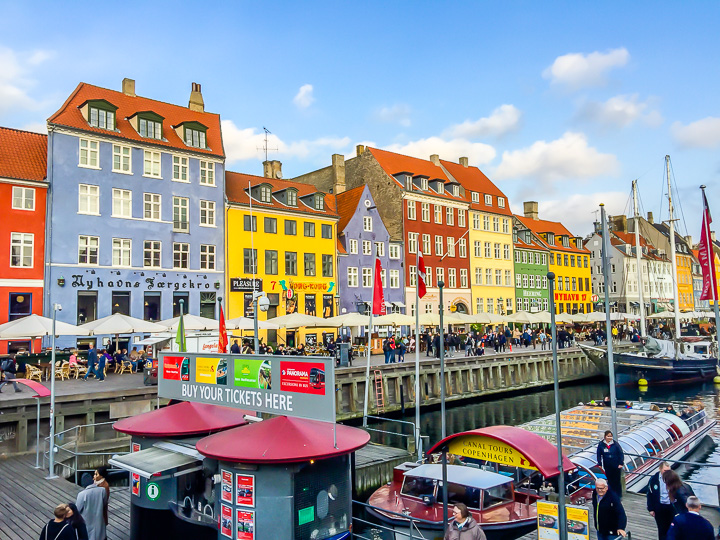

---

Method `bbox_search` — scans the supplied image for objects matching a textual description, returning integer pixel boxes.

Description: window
[375,242,385,257]
[389,244,401,259]
[434,205,442,224]
[484,242,491,258]
[471,192,479,203]
[522,251,527,264]
[362,267,372,287]
[304,222,315,237]
[243,248,257,273]
[10,233,33,267]
[173,292,189,317]
[79,138,99,168]
[408,233,418,254]
[185,127,207,149]
[570,255,575,267]
[446,207,454,225]
[143,241,161,268]
[550,253,555,265]
[173,243,189,269]
[529,275,535,288]
[8,293,31,322]
[487,298,494,313]
[476,268,483,285]
[448,268,457,288]
[436,267,444,285]
[200,161,215,186]
[78,235,99,265]
[421,202,430,222]
[258,185,271,203]
[11,186,35,211]
[347,267,358,287]
[264,217,277,234]
[244,215,257,232]
[542,276,548,289]
[285,252,297,275]
[565,277,570,291]
[485,269,492,285]
[111,291,130,316]
[473,241,481,258]
[473,213,480,230]
[349,239,358,254]
[363,216,372,231]
[380,269,386,288]
[437,182,445,194]
[265,250,278,275]
[304,253,316,276]
[425,267,432,287]
[460,269,468,288]
[498,197,505,208]
[494,243,501,259]
[390,269,400,288]
[484,215,490,230]
[285,219,296,235]
[171,156,188,182]
[542,253,547,265]
[78,184,99,214]
[505,270,511,286]
[493,217,499,232]
[362,240,372,255]
[459,238,467,258]
[314,195,325,210]
[495,269,502,285]
[112,238,131,267]
[503,244,510,259]
[420,178,428,190]
[144,292,161,322]
[112,145,131,173]
[322,254,333,277]
[89,106,115,130]
[173,197,189,232]
[565,254,569,266]
[584,256,588,268]
[409,265,417,287]
[199,200,215,226]
[112,189,132,218]
[143,150,161,177]
[407,200,416,220]
[435,235,443,256]
[502,218,509,233]
[446,237,455,257]
[140,193,161,221]
[484,194,492,205]
[572,277,577,291]
[321,224,332,239]
[139,117,162,139]
[458,209,466,228]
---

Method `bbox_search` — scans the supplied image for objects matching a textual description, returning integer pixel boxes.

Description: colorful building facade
[512,219,550,313]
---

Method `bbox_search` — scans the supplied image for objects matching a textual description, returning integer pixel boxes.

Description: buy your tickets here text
[181,383,294,411]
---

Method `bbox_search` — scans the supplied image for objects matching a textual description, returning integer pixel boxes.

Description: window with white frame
[472,192,480,203]
[362,267,372,287]
[112,238,131,267]
[448,268,457,288]
[458,209,466,228]
[10,232,33,267]
[493,217,499,232]
[477,298,484,313]
[474,241,482,257]
[139,118,162,139]
[483,215,490,230]
[78,235,99,265]
[143,241,161,268]
[349,239,358,254]
[173,156,188,182]
[503,244,510,259]
[362,240,372,255]
[495,270,502,285]
[502,218,509,233]
[425,267,432,287]
[408,233,418,254]
[529,275,535,288]
[89,106,115,130]
[200,244,216,270]
[390,269,400,288]
[460,269,468,288]
[421,203,430,222]
[422,234,431,255]
[173,197,189,232]
[199,200,216,226]
[112,189,132,218]
[475,267,482,285]
[409,265,417,287]
[473,213,480,230]
[389,244,401,259]
[494,243,501,259]
[484,194,492,205]
[487,298,494,313]
[425,303,432,313]
[522,274,528,287]
[375,242,385,257]
[347,267,358,287]
[516,274,522,287]
[485,268,492,285]
[436,267,444,285]
[407,200,416,220]
[12,187,34,210]
[112,145,131,173]
[435,235,443,256]
[78,184,99,215]
[459,238,467,258]
[498,197,505,208]
[173,243,189,269]
[515,251,521,263]
[437,182,445,194]
[363,216,372,231]
[446,207,454,226]
[185,128,206,149]
[259,186,271,203]
[144,193,161,221]
[200,161,215,186]
[143,150,161,177]
[79,138,99,168]
[505,270,511,286]
[517,298,523,312]
[484,242,491,258]
[446,237,455,257]
[380,270,386,289]
[537,275,543,289]
[434,205,442,224]
[420,178,428,190]
[522,251,527,263]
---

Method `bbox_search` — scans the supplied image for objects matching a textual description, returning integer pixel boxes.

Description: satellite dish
[275,170,282,179]
[364,199,371,208]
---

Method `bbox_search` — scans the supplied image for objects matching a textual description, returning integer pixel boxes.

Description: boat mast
[633,180,647,336]
[666,155,682,338]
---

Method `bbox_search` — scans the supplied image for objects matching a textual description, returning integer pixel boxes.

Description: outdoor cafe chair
[24,364,43,382]
[118,360,134,375]
[54,361,70,381]
[69,363,87,379]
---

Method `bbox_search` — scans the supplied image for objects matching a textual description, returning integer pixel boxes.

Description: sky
[1,1,719,240]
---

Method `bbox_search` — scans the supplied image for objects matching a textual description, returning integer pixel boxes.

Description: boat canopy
[404,464,512,489]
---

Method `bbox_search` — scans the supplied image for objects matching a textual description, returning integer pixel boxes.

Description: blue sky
[2,1,719,238]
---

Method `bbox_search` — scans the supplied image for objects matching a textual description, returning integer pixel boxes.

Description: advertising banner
[236,474,255,507]
[536,501,589,540]
[132,474,140,497]
[237,510,255,540]
[221,470,233,503]
[566,506,589,540]
[158,353,336,423]
[448,435,538,470]
[220,504,233,539]
[163,356,183,381]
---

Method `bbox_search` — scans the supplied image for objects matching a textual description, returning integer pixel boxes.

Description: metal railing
[351,500,440,540]
[364,415,423,458]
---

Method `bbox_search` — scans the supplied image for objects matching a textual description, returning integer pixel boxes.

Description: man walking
[0,355,23,393]
[648,461,674,540]
[39,504,76,540]
[667,496,714,540]
[597,430,625,497]
[592,478,627,540]
[83,344,102,382]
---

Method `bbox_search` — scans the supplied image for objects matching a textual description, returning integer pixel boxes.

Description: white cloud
[375,104,412,127]
[671,117,720,149]
[535,191,627,235]
[0,46,53,115]
[22,122,47,134]
[444,104,522,139]
[494,132,619,184]
[578,94,662,128]
[293,84,315,109]
[383,137,496,166]
[543,48,630,90]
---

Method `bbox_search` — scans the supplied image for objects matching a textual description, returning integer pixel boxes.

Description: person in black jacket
[39,504,77,540]
[667,496,714,540]
[592,478,627,540]
[597,430,625,497]
[664,469,693,514]
[0,356,22,393]
[647,461,674,540]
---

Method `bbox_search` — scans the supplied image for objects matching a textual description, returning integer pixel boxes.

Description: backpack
[0,359,13,372]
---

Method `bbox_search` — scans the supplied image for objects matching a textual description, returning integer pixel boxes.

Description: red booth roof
[113,402,252,437]
[196,416,371,464]
[425,425,576,478]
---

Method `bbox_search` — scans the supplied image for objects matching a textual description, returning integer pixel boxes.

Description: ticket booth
[110,402,252,540]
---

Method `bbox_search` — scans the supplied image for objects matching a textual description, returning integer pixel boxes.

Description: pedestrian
[648,461,674,540]
[592,478,627,540]
[432,333,441,359]
[389,336,397,363]
[425,332,432,357]
[539,330,547,350]
[76,467,109,540]
[596,430,624,497]
[667,496,714,540]
[82,344,102,382]
[397,338,406,362]
[0,355,23,393]
[664,469,693,514]
[39,504,76,540]
[230,339,240,354]
[65,502,89,540]
[382,338,391,364]
[444,503,486,540]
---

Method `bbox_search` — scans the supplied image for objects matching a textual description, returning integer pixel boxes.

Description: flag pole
[363,259,374,427]
[414,260,421,461]
[700,186,720,339]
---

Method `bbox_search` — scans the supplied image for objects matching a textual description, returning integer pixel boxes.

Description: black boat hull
[615,354,718,386]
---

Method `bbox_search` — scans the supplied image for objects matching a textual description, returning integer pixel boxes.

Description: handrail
[363,416,422,457]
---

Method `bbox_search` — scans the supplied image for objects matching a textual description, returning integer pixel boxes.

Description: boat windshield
[482,483,514,509]
[400,476,436,499]
[445,482,482,509]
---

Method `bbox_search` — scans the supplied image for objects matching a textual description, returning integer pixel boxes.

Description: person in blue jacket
[647,461,674,540]
[597,430,625,497]
[667,496,714,540]
[592,478,627,540]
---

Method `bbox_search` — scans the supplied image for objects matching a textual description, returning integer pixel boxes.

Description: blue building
[45,79,225,348]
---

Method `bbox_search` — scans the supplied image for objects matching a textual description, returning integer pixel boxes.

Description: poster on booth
[234,359,272,390]
[195,357,228,385]
[132,443,140,453]
[566,505,589,540]
[163,356,185,381]
[236,474,255,507]
[220,504,233,539]
[131,474,140,497]
[279,361,325,395]
[237,509,255,540]
[221,470,233,503]
[537,500,559,540]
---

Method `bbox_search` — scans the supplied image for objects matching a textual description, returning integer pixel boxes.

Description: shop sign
[220,505,233,538]
[237,509,255,540]
[448,435,537,470]
[591,294,599,302]
[146,482,160,501]
[522,290,543,297]
[221,470,233,503]
[159,353,336,423]
[537,501,588,540]
[71,273,215,290]
[236,474,255,507]
[554,292,588,302]
[231,278,263,292]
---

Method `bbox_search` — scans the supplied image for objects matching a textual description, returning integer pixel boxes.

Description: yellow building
[516,202,592,314]
[225,169,339,348]
[676,251,695,311]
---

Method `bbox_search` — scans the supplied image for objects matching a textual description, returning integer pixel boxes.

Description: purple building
[336,185,405,334]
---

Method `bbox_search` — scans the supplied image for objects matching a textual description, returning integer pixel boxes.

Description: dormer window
[90,107,115,130]
[484,194,492,205]
[471,192,480,203]
[497,197,505,208]
[259,186,272,203]
[139,116,163,139]
[178,121,208,149]
[420,178,428,191]
[287,190,297,207]
[452,185,459,197]
[437,182,445,194]
[547,233,555,244]
[562,236,570,247]
[315,195,324,210]
[405,175,413,191]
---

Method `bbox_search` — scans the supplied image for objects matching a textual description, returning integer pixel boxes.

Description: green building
[513,217,551,313]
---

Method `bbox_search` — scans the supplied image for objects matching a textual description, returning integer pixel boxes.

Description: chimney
[122,78,136,97]
[459,157,469,167]
[331,154,346,194]
[685,235,692,246]
[262,161,273,178]
[712,231,717,242]
[356,145,365,157]
[610,215,628,233]
[523,201,539,221]
[189,82,204,112]
[647,211,654,224]
[271,160,282,179]
[429,154,440,165]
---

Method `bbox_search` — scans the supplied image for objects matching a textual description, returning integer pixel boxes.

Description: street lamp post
[47,302,61,479]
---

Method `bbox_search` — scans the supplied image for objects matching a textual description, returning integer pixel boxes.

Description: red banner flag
[417,251,427,299]
[372,258,386,315]
[218,305,228,353]
[698,191,718,301]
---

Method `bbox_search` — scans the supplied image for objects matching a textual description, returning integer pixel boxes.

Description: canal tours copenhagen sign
[158,352,336,423]
[447,435,538,470]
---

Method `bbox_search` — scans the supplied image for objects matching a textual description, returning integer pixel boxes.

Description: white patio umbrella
[0,314,90,339]
[325,313,374,327]
[417,313,464,326]
[271,313,338,329]
[648,311,675,319]
[585,311,609,322]
[159,314,219,331]
[505,311,542,324]
[79,313,167,334]
[558,312,588,324]
[372,313,417,326]
[225,316,280,330]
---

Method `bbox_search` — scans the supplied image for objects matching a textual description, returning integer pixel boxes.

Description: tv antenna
[257,127,278,162]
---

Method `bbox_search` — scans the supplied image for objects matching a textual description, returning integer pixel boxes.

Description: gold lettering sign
[448,435,537,470]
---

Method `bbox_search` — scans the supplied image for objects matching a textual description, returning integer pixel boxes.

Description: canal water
[363,379,720,504]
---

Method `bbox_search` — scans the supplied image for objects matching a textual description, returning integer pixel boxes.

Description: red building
[0,127,48,353]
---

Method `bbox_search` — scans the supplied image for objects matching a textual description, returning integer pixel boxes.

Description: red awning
[196,416,370,464]
[113,402,252,437]
[426,425,576,478]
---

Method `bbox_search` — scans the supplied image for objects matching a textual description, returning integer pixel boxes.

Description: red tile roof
[440,159,512,216]
[0,127,47,183]
[612,230,654,250]
[514,214,589,254]
[48,82,224,158]
[226,171,338,218]
[336,185,366,233]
